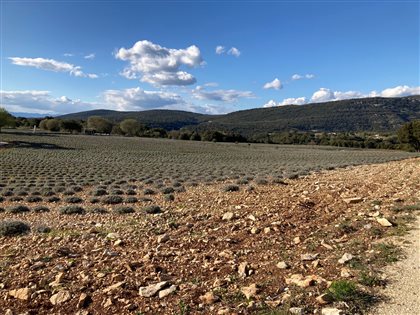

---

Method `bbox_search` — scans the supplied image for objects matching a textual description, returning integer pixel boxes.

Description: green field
[1,131,418,193]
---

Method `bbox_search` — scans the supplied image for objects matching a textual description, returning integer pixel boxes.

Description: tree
[398,120,420,151]
[119,119,140,136]
[87,116,113,134]
[0,108,15,132]
[61,119,82,133]
[45,119,61,132]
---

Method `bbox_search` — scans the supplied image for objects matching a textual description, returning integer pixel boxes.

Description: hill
[59,96,420,134]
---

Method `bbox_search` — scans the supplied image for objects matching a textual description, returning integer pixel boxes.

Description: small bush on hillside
[125,197,138,203]
[48,196,61,203]
[222,184,240,192]
[65,196,83,204]
[26,196,43,203]
[143,205,162,214]
[9,196,24,202]
[125,189,136,196]
[59,206,85,215]
[0,220,30,236]
[161,187,175,194]
[102,195,123,204]
[34,206,50,213]
[143,188,155,195]
[8,205,31,213]
[164,194,175,202]
[35,225,51,233]
[90,207,108,214]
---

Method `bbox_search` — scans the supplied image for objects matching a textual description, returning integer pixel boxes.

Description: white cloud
[310,85,420,103]
[0,90,96,114]
[262,84,420,108]
[192,86,254,102]
[84,53,95,60]
[9,57,98,79]
[227,47,241,57]
[263,78,282,90]
[215,46,225,54]
[263,97,307,107]
[380,85,420,98]
[102,87,184,111]
[115,40,203,86]
[63,53,74,57]
[291,73,315,80]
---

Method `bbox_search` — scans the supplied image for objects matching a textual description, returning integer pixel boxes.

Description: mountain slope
[58,96,420,134]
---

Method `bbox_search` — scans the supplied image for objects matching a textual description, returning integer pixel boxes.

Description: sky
[1,0,419,115]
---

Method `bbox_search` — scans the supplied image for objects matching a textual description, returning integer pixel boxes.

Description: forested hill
[59,96,420,134]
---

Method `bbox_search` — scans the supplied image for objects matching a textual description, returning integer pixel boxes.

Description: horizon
[1,0,419,116]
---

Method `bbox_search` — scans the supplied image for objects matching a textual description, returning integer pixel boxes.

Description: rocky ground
[0,158,419,315]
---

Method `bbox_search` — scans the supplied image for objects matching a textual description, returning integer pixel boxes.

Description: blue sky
[1,0,419,115]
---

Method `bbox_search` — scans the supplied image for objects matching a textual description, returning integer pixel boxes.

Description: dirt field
[1,157,419,314]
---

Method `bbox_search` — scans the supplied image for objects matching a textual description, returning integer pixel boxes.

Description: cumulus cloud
[102,87,184,111]
[63,53,74,57]
[227,47,241,57]
[0,90,95,114]
[215,46,225,54]
[263,78,282,90]
[115,40,203,86]
[291,73,315,80]
[84,53,95,60]
[9,57,98,79]
[263,97,307,107]
[262,84,420,108]
[192,86,254,102]
[380,85,420,98]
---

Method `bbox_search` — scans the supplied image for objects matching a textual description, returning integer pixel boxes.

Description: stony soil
[0,158,419,315]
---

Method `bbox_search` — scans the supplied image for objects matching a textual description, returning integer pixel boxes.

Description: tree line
[1,107,419,151]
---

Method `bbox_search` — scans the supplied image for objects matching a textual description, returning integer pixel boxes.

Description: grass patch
[373,243,402,264]
[326,280,374,312]
[391,203,420,213]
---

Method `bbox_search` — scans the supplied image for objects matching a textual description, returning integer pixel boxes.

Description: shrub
[8,205,31,213]
[255,178,268,185]
[65,196,83,204]
[111,189,124,195]
[34,206,50,213]
[90,207,108,214]
[9,196,24,202]
[0,196,4,202]
[0,207,5,212]
[48,196,61,203]
[125,197,138,203]
[161,187,175,194]
[59,206,85,215]
[143,205,162,214]
[114,206,135,214]
[143,188,156,195]
[222,184,240,192]
[102,195,123,204]
[139,197,153,202]
[26,196,43,203]
[16,190,29,196]
[0,220,30,236]
[91,188,108,197]
[72,186,83,192]
[90,197,100,204]
[236,178,249,185]
[35,225,51,233]
[327,280,357,301]
[125,189,136,195]
[42,190,55,197]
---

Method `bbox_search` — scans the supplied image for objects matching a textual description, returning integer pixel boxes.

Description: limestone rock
[139,281,169,297]
[301,253,319,261]
[343,197,363,204]
[9,287,32,300]
[377,217,392,227]
[241,283,259,299]
[199,291,220,304]
[222,212,234,221]
[285,274,318,288]
[158,285,177,298]
[321,307,342,315]
[50,290,71,305]
[157,234,169,243]
[338,253,354,264]
[276,261,290,269]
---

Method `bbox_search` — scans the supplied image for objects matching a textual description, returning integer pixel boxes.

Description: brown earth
[1,158,419,314]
